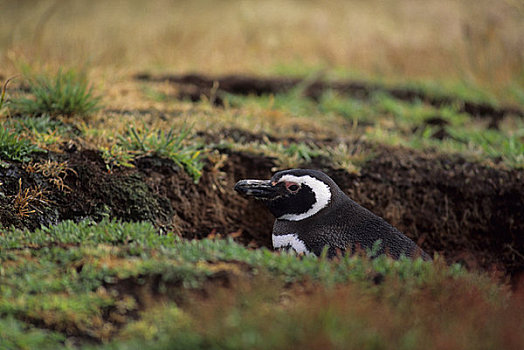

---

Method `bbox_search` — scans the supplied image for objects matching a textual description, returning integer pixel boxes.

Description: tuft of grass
[117,304,192,343]
[318,91,373,127]
[325,142,372,174]
[25,160,77,192]
[118,124,204,182]
[0,125,43,162]
[100,144,136,172]
[10,179,49,218]
[270,141,322,166]
[10,69,101,118]
[225,139,369,173]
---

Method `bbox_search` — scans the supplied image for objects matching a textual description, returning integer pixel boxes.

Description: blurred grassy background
[1,0,523,91]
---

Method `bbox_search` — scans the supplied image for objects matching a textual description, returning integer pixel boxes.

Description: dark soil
[1,142,523,280]
[323,150,524,277]
[0,149,173,231]
[135,73,524,127]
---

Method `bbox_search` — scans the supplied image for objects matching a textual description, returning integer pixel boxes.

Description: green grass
[223,88,523,168]
[397,79,501,107]
[318,90,375,123]
[224,88,469,128]
[4,115,76,150]
[0,316,65,350]
[5,115,73,136]
[447,127,524,167]
[117,124,204,182]
[100,144,136,172]
[365,119,524,168]
[10,69,101,118]
[0,125,43,162]
[242,141,323,168]
[141,85,169,103]
[0,219,520,349]
[1,220,438,286]
[223,139,369,173]
[268,63,524,107]
[224,87,317,118]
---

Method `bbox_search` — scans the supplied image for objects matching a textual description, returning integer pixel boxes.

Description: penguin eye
[285,182,300,193]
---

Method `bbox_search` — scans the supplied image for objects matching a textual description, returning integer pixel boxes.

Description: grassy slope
[1,220,522,350]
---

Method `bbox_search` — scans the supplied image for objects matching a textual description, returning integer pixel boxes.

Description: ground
[0,0,524,349]
[2,74,523,280]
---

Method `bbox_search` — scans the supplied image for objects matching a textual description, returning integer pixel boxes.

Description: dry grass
[10,178,49,217]
[168,273,524,350]
[0,0,523,93]
[24,160,76,192]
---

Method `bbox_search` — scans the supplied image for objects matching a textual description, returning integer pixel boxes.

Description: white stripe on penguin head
[277,174,331,221]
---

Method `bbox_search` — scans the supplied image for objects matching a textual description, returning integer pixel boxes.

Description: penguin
[234,169,430,260]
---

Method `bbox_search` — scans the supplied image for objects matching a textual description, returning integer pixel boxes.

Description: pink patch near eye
[285,181,300,192]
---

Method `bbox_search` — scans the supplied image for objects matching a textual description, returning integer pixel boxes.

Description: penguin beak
[234,179,276,199]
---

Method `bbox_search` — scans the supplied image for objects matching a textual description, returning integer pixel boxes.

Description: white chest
[272,234,312,255]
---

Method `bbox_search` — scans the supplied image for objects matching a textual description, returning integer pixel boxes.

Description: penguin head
[234,169,341,221]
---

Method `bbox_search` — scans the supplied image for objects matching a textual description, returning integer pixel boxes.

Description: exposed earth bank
[1,141,522,280]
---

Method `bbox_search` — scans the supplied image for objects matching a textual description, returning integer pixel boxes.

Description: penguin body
[235,169,430,260]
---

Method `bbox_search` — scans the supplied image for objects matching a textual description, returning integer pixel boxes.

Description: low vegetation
[9,69,101,118]
[117,125,204,182]
[221,88,523,168]
[0,220,521,349]
[10,179,49,218]
[0,126,42,163]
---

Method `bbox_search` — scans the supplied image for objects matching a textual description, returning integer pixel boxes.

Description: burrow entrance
[1,142,522,279]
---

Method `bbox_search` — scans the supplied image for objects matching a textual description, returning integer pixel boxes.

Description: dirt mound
[134,152,275,245]
[319,149,524,277]
[1,145,522,278]
[0,149,173,231]
[135,73,524,125]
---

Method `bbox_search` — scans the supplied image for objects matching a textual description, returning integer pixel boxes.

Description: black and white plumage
[234,169,430,260]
